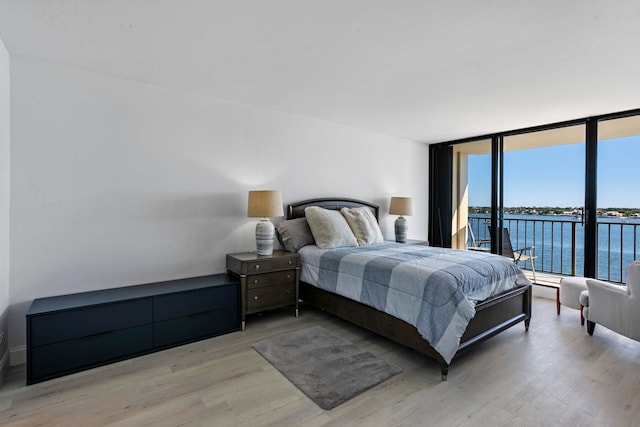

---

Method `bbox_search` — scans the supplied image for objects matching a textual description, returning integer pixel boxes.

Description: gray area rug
[252,325,402,410]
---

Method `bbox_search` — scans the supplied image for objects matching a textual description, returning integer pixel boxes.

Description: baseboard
[10,345,26,366]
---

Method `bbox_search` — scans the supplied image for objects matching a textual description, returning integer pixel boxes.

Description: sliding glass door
[502,125,585,277]
[444,126,588,280]
[596,115,640,282]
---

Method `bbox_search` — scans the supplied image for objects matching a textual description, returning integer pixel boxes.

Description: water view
[469,213,640,283]
[464,131,640,284]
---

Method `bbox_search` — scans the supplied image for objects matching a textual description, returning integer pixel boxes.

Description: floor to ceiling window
[596,115,640,282]
[429,108,640,282]
[502,125,585,277]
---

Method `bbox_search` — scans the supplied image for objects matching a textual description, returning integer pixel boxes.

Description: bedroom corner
[0,34,10,385]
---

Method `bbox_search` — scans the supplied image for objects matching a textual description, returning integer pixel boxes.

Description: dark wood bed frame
[288,197,532,380]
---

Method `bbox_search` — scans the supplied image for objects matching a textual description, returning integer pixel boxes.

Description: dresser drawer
[154,306,239,348]
[245,256,298,273]
[154,284,238,322]
[30,324,153,382]
[29,299,153,347]
[247,283,296,313]
[247,270,295,290]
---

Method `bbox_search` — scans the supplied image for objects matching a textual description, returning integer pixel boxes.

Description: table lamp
[248,190,284,255]
[389,196,413,243]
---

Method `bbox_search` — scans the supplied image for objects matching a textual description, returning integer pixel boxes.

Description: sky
[468,134,640,208]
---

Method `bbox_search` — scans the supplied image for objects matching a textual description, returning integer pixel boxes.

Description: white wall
[0,37,10,378]
[8,55,429,360]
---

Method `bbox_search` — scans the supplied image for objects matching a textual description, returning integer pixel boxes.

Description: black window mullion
[491,136,503,254]
[584,118,598,278]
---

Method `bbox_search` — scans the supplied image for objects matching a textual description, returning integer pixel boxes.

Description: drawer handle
[253,279,259,284]
[254,296,259,300]
[255,264,260,270]
[288,260,292,265]
[285,290,290,294]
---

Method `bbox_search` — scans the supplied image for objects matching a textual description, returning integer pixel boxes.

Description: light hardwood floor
[1,297,639,426]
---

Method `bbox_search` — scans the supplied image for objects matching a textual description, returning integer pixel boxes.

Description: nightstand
[404,239,429,245]
[226,250,300,330]
[386,239,429,245]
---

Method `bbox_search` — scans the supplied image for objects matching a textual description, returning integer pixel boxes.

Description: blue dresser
[26,274,240,385]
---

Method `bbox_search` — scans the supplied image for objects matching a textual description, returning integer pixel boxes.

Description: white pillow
[340,207,384,246]
[304,206,358,249]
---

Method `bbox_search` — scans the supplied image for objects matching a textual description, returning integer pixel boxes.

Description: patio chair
[468,225,491,251]
[495,227,537,283]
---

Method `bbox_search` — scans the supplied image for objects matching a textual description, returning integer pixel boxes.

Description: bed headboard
[287,197,379,221]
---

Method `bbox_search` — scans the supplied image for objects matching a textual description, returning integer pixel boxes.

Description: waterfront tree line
[469,206,640,217]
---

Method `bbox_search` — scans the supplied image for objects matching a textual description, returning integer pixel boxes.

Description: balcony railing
[468,215,640,284]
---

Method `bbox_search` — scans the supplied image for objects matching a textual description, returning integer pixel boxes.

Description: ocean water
[468,214,640,283]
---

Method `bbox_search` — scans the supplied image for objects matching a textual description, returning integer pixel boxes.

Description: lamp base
[394,216,408,243]
[256,219,275,256]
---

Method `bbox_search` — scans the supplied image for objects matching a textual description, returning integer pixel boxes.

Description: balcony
[468,215,640,284]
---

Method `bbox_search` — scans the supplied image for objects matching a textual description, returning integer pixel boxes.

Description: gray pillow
[276,217,315,252]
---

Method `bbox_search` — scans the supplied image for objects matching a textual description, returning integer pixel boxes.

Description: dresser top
[27,274,238,315]
[226,250,298,262]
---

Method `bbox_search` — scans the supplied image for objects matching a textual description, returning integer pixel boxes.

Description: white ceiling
[0,0,639,143]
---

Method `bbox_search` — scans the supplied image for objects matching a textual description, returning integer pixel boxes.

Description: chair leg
[587,320,596,336]
[530,260,537,284]
[556,288,560,315]
[580,305,584,326]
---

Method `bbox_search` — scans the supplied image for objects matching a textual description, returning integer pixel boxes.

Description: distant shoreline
[469,207,640,218]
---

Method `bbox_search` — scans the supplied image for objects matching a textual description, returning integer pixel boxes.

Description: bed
[283,197,532,380]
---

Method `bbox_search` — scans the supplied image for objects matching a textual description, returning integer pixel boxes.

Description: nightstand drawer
[247,270,295,290]
[245,256,298,273]
[247,283,296,313]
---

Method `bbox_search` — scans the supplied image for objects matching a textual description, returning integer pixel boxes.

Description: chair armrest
[585,279,628,315]
[513,247,536,262]
[586,279,628,296]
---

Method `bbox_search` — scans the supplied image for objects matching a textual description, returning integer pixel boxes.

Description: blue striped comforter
[299,243,531,363]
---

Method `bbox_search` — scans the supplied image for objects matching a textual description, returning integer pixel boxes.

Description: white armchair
[583,261,640,342]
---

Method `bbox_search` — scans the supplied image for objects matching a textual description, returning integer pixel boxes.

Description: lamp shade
[389,197,413,216]
[247,190,284,218]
